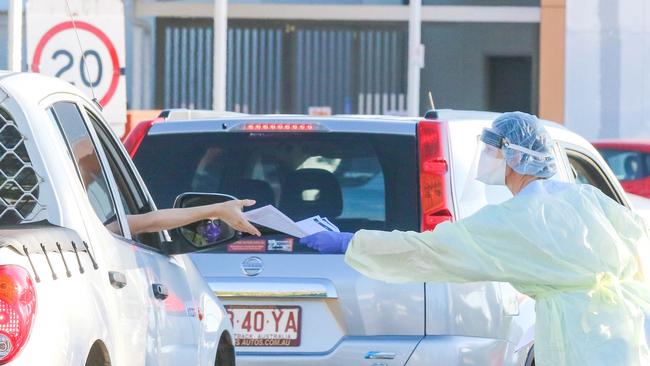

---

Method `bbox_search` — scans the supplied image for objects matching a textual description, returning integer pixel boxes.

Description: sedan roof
[592,140,650,153]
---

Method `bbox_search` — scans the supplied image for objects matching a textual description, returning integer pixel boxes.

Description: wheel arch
[85,339,111,366]
[525,345,535,366]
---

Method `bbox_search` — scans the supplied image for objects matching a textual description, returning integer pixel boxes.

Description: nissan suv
[125,109,632,366]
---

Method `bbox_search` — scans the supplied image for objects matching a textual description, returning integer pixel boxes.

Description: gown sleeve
[344,202,581,286]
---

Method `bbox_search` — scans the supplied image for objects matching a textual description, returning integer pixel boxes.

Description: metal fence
[156,18,408,115]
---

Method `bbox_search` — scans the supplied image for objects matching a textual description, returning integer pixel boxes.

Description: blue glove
[300,231,354,254]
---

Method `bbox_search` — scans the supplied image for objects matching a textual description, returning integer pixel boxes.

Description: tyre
[85,340,111,366]
[525,345,535,366]
[215,333,235,366]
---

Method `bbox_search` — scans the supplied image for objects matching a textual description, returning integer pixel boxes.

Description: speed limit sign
[27,0,127,135]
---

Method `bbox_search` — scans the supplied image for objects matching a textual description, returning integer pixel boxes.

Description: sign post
[407,0,423,117]
[8,0,23,72]
[213,0,228,112]
[26,0,127,136]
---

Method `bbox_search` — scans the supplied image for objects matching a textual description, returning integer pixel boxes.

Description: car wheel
[215,332,235,366]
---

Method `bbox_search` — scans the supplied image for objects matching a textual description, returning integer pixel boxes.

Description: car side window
[85,109,162,247]
[565,148,623,204]
[48,102,122,234]
[598,149,649,181]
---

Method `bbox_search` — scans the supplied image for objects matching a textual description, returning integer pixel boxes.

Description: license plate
[225,305,302,347]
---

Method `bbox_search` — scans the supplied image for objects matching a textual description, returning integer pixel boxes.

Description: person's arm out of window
[126,199,261,236]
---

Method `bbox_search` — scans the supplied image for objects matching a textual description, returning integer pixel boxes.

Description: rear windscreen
[134,132,418,239]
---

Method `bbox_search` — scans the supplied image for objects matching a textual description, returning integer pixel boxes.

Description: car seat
[279,169,343,221]
[222,179,275,210]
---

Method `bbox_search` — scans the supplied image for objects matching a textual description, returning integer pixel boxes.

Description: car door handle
[365,351,396,360]
[208,277,338,299]
[108,271,127,289]
[152,283,169,300]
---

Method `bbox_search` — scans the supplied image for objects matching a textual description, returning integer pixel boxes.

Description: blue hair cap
[491,111,557,178]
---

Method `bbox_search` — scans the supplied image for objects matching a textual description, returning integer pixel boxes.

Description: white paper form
[244,205,339,238]
[244,205,305,237]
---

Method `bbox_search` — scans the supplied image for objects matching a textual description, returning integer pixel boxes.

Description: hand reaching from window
[124,199,261,236]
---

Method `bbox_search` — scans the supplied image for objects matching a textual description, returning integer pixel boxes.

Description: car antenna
[424,91,438,119]
[63,0,102,110]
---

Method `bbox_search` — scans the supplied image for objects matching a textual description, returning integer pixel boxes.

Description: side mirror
[163,192,240,255]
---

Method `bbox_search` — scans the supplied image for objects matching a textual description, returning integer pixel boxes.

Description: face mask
[476,149,506,185]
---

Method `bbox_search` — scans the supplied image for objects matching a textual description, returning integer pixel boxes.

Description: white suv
[0,72,236,365]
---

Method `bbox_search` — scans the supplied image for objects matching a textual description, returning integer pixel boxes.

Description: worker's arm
[344,204,574,286]
[126,199,261,236]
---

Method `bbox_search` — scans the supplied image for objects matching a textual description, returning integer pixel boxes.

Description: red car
[593,140,650,198]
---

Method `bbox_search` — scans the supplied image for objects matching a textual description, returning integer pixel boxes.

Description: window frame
[561,143,628,207]
[82,108,166,249]
[47,99,132,238]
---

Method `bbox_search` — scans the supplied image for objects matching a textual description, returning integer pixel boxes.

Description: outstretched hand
[300,231,354,254]
[212,199,261,236]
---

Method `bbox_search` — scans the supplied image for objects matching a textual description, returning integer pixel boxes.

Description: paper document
[243,205,339,238]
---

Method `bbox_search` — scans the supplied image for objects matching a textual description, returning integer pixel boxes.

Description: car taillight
[123,117,164,157]
[0,265,36,364]
[418,121,453,231]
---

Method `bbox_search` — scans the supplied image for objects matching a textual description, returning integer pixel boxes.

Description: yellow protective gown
[345,180,650,366]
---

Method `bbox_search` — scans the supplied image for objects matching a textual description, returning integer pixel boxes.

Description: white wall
[565,0,650,139]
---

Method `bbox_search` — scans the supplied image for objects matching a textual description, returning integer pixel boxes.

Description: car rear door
[134,126,424,365]
[83,108,202,365]
[45,99,157,364]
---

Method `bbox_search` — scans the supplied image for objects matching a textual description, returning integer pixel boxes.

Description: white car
[0,72,236,365]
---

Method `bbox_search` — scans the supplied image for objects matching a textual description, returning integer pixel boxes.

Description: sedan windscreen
[134,131,419,235]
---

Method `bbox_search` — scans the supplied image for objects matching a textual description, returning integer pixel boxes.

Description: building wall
[539,0,564,123]
[565,0,650,139]
[420,22,539,114]
[0,1,543,119]
[146,5,540,115]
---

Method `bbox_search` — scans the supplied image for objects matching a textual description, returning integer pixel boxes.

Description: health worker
[301,111,650,366]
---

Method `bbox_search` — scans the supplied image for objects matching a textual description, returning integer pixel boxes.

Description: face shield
[461,127,555,206]
[458,124,565,219]
[474,127,556,184]
[476,129,507,186]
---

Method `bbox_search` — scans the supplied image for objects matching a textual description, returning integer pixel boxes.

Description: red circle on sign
[31,21,120,107]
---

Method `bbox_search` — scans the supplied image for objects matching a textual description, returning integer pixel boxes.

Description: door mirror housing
[163,192,240,255]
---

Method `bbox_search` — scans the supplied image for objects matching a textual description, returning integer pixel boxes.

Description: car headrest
[624,155,640,179]
[279,169,343,220]
[223,179,275,210]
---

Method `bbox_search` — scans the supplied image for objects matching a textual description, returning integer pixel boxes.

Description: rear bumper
[406,336,528,366]
[235,335,527,366]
